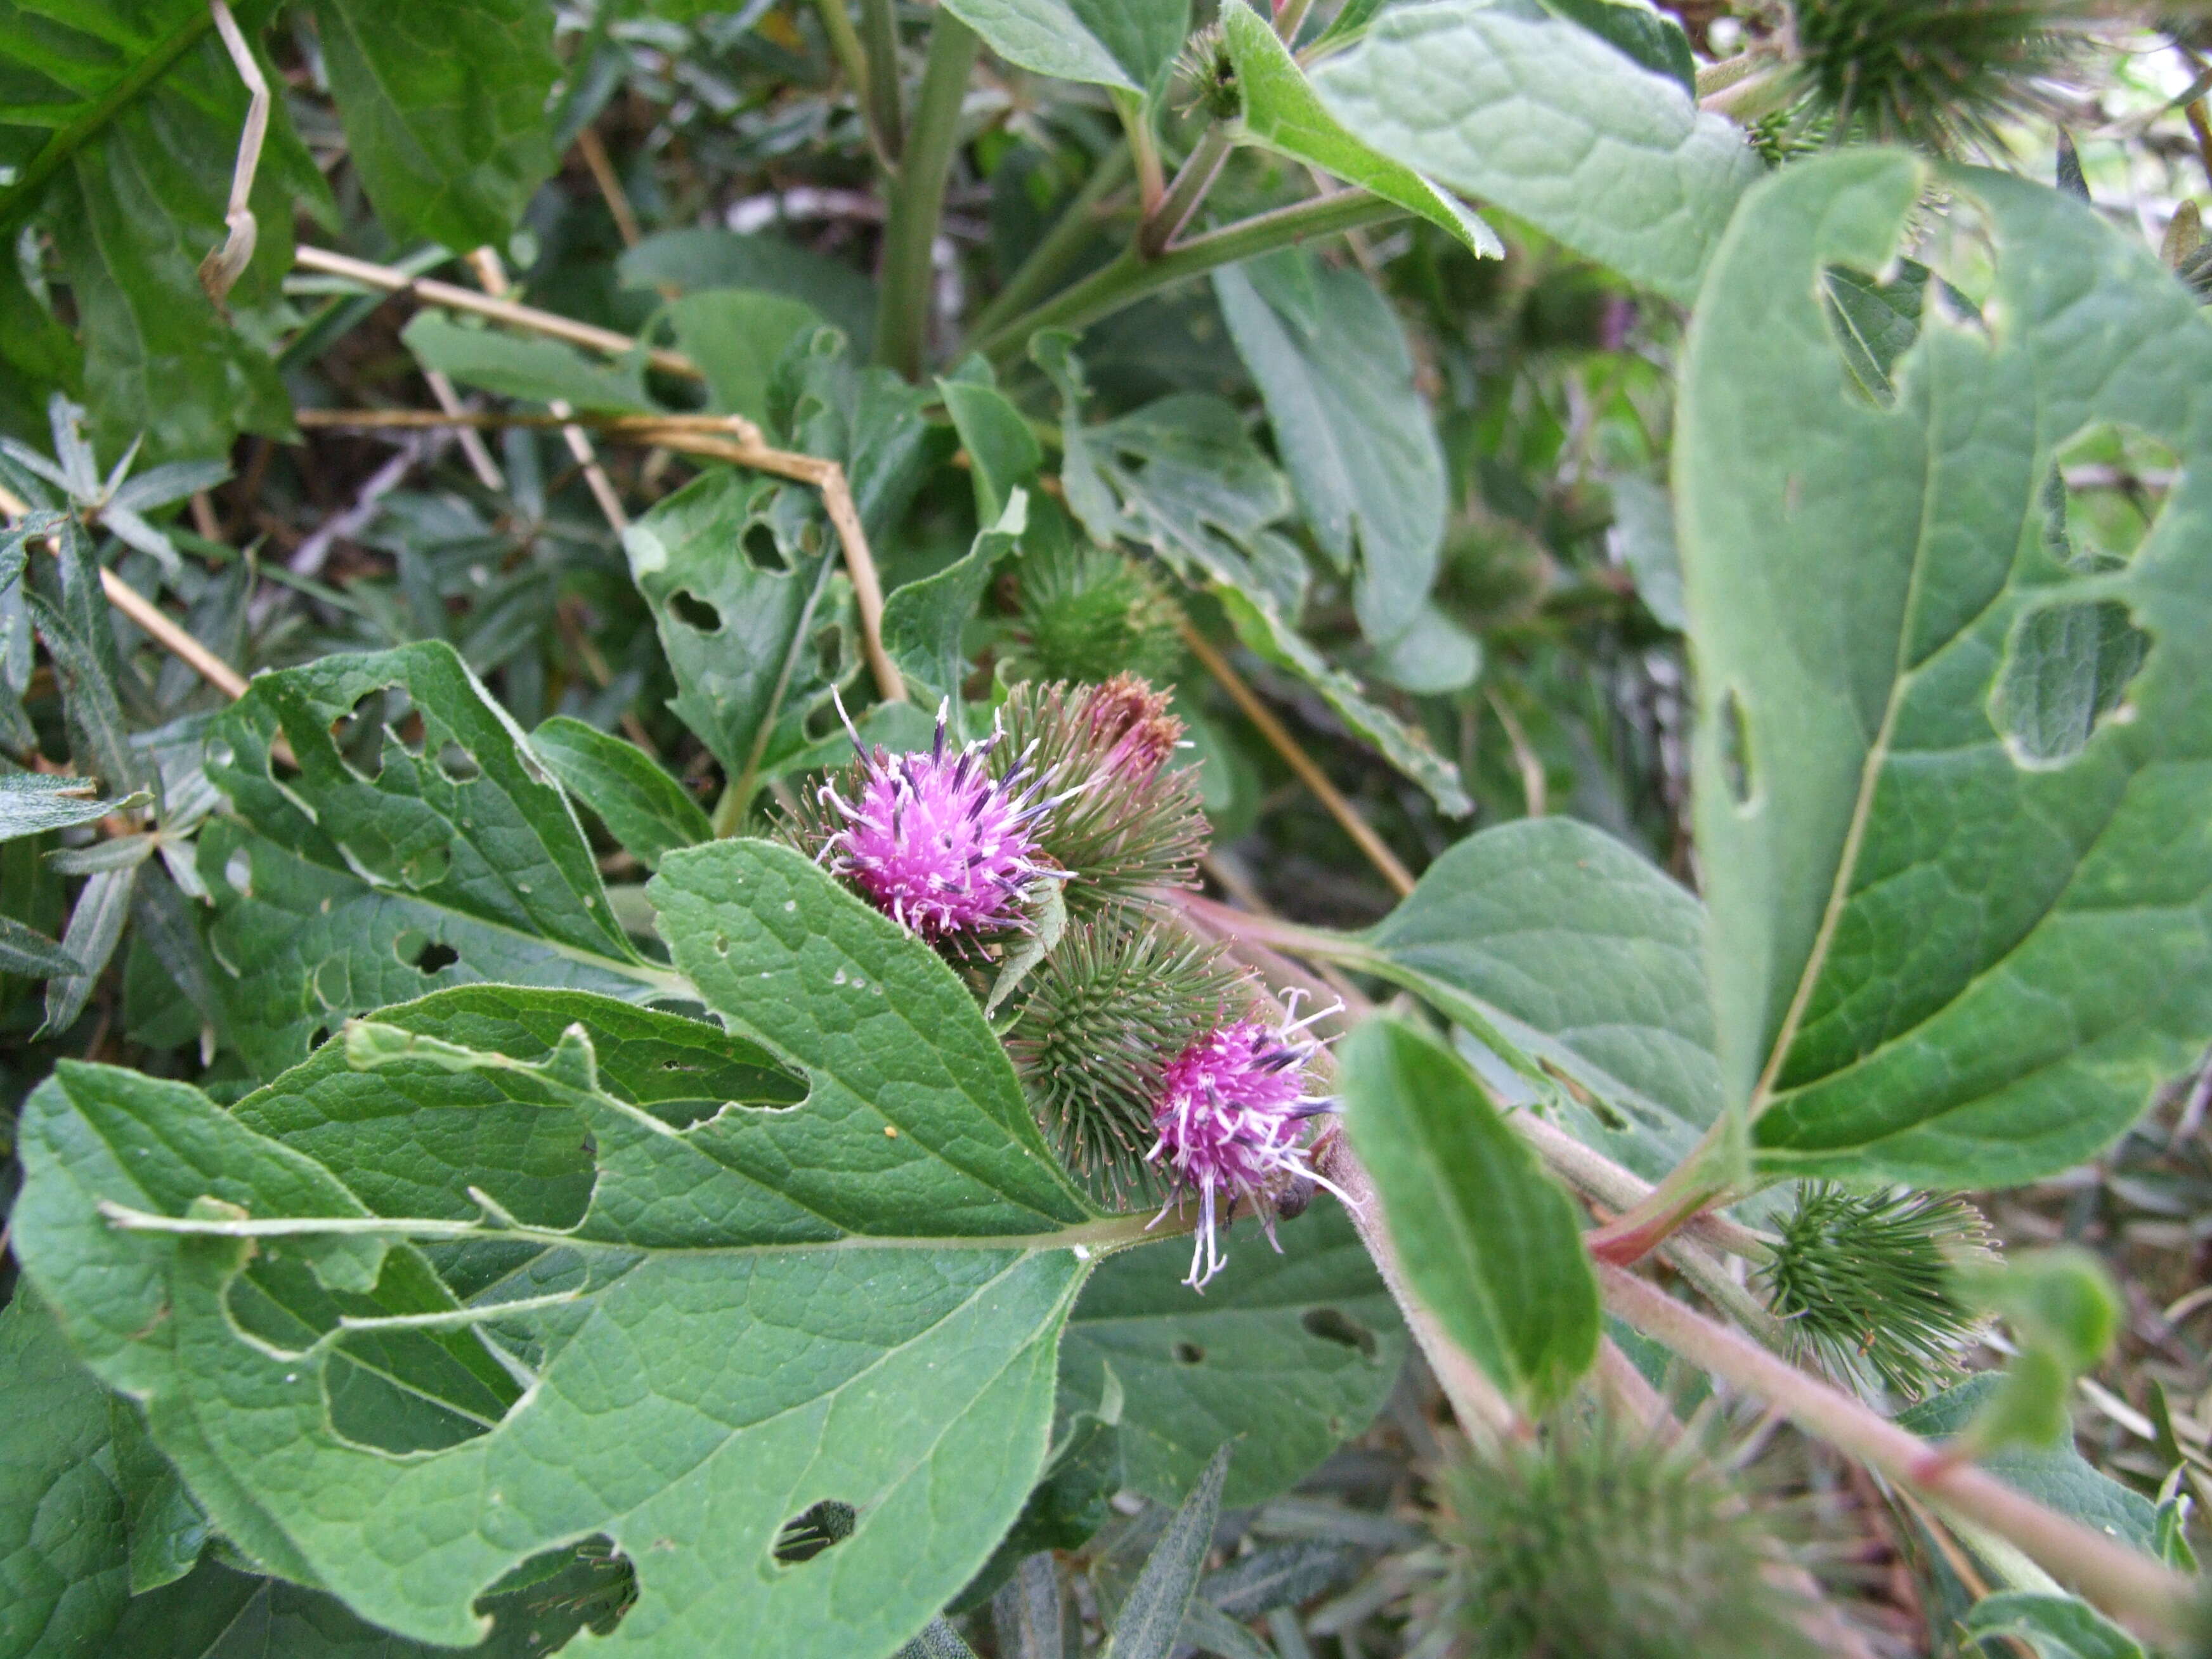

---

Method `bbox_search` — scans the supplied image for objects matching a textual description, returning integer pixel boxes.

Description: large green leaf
[0,1290,128,1659]
[939,0,1188,93]
[1058,1202,1405,1507]
[1214,249,1447,644]
[619,230,877,353]
[668,289,824,425]
[3,2,323,458]
[12,842,1145,1658]
[622,467,855,789]
[1310,0,1762,304]
[1359,817,1719,1181]
[306,0,559,251]
[1220,0,1500,259]
[530,717,711,871]
[1675,152,2212,1185]
[199,640,661,1080]
[1339,1015,1599,1411]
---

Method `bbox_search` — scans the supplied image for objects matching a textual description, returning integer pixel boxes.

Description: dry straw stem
[1599,1262,2205,1649]
[198,0,266,308]
[296,407,904,701]
[1175,616,1415,897]
[294,237,897,694]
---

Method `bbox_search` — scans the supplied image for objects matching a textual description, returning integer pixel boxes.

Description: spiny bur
[1008,538,1186,689]
[1424,1415,1813,1659]
[1784,0,2098,156]
[1759,1183,1994,1400]
[1005,917,1249,1206]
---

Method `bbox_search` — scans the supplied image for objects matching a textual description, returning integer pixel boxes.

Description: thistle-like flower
[814,701,1069,942]
[1759,1183,1994,1400]
[992,677,1207,918]
[1147,994,1345,1291]
[1782,0,2098,157]
[1006,918,1252,1206]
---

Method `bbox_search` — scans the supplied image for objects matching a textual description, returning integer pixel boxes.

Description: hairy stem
[1322,1136,1521,1446]
[859,0,904,158]
[972,191,1403,364]
[1600,1263,2204,1649]
[1138,122,1234,257]
[873,11,978,378]
[966,146,1133,340]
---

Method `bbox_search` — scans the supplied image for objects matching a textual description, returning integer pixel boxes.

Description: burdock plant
[1416,1415,1814,1659]
[1780,0,2100,155]
[1759,1183,1994,1400]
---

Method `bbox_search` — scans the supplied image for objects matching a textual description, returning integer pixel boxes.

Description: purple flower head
[1147,992,1347,1291]
[820,699,1070,941]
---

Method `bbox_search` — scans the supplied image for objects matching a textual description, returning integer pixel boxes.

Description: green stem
[814,0,873,119]
[873,11,978,379]
[1111,88,1165,213]
[1274,0,1318,42]
[0,10,216,236]
[1137,122,1234,257]
[966,146,1133,341]
[858,0,906,159]
[1600,1263,2204,1649]
[973,190,1403,365]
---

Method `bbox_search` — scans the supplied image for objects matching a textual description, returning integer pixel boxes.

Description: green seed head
[1426,1416,1812,1659]
[1760,1183,1994,1400]
[1009,538,1185,689]
[1785,0,2098,156]
[1005,916,1252,1205]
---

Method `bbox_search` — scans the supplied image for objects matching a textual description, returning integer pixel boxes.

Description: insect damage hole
[1172,1341,1205,1365]
[2043,421,2178,573]
[1715,687,1755,809]
[1301,1307,1379,1360]
[667,589,723,634]
[773,1499,857,1565]
[1990,599,2149,769]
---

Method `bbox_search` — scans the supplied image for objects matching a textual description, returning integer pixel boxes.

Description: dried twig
[575,126,644,249]
[464,248,627,532]
[198,0,266,307]
[292,245,702,379]
[1176,616,1415,897]
[297,408,905,700]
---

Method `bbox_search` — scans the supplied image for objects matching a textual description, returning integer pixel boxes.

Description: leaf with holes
[198,640,662,1081]
[11,838,1163,1658]
[1676,152,2212,1186]
[1310,0,1761,304]
[1058,1203,1405,1507]
[623,467,857,805]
